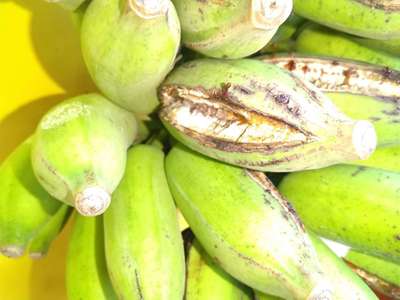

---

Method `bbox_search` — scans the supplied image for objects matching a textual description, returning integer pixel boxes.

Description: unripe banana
[172,0,292,59]
[28,204,72,259]
[81,0,180,116]
[355,37,400,57]
[0,137,62,258]
[279,164,400,262]
[256,233,377,299]
[31,93,137,216]
[104,144,185,300]
[66,214,117,300]
[159,58,376,172]
[293,0,400,39]
[295,23,400,71]
[345,250,400,299]
[47,0,87,11]
[260,54,400,147]
[353,145,400,174]
[186,237,253,300]
[166,144,332,299]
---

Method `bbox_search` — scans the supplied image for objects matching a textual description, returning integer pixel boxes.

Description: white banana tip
[0,246,24,258]
[352,120,377,160]
[75,187,111,216]
[251,0,293,30]
[128,0,169,18]
[307,281,333,300]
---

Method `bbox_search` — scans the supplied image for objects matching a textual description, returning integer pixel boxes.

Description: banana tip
[251,0,293,30]
[0,246,24,258]
[352,120,377,160]
[75,187,111,216]
[307,281,333,300]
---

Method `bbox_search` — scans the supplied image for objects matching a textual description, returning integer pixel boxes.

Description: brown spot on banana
[260,54,400,100]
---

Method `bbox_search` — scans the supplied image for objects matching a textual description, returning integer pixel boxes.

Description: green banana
[159,58,376,172]
[186,237,253,300]
[279,164,400,262]
[172,0,292,59]
[345,250,400,299]
[295,23,400,71]
[166,144,332,299]
[256,233,378,299]
[104,144,185,300]
[355,37,400,57]
[0,137,62,258]
[66,214,117,300]
[352,145,400,173]
[31,93,137,216]
[260,55,400,147]
[260,13,306,53]
[28,204,72,259]
[81,0,180,116]
[293,0,400,39]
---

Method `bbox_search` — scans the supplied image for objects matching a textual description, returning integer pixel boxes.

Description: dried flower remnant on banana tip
[159,59,377,172]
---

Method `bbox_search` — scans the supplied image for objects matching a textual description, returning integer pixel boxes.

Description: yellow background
[0,0,95,298]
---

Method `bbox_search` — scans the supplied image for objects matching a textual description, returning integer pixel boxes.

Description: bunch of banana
[0,137,71,258]
[31,93,138,216]
[293,0,400,39]
[279,164,400,263]
[159,58,377,172]
[295,23,400,71]
[345,250,400,299]
[259,54,400,147]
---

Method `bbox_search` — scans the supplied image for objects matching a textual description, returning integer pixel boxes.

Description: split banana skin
[2,0,400,298]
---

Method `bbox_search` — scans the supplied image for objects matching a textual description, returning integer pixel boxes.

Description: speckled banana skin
[279,165,400,263]
[66,215,117,300]
[295,23,400,71]
[293,0,400,39]
[159,58,376,172]
[260,54,400,147]
[81,0,180,116]
[28,204,72,259]
[185,237,253,300]
[31,94,138,216]
[0,138,62,258]
[104,145,185,300]
[166,144,332,299]
[172,0,292,58]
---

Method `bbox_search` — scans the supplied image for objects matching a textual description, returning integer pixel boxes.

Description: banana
[31,93,138,216]
[159,58,376,172]
[295,23,400,71]
[0,137,62,258]
[293,0,400,39]
[104,144,185,300]
[81,0,180,116]
[66,214,117,300]
[345,250,400,299]
[352,145,400,174]
[260,54,400,147]
[47,0,87,11]
[354,37,400,56]
[185,237,253,300]
[166,144,333,299]
[171,0,292,59]
[279,164,400,262]
[28,204,72,259]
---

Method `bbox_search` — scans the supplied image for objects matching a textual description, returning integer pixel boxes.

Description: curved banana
[81,0,180,116]
[186,237,253,300]
[159,58,376,172]
[28,204,72,259]
[260,54,400,147]
[345,250,400,299]
[295,23,400,71]
[166,144,332,299]
[66,214,117,300]
[31,93,137,216]
[279,164,400,262]
[172,0,292,58]
[293,0,400,39]
[104,144,185,300]
[0,137,62,258]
